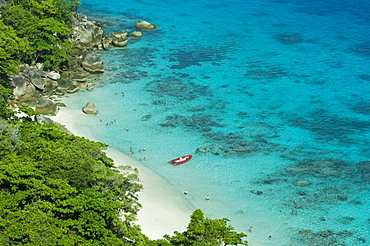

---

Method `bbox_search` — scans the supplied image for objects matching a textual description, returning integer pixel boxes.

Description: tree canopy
[0,0,77,70]
[0,20,29,79]
[0,0,79,118]
[0,120,149,245]
[163,209,248,246]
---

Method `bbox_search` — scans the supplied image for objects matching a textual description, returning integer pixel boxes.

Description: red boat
[168,155,192,166]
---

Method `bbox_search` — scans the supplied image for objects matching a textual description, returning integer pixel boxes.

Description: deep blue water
[63,0,370,244]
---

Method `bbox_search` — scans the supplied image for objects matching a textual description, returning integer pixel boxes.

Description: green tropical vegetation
[1,0,77,69]
[0,0,248,245]
[163,209,247,246]
[0,120,149,245]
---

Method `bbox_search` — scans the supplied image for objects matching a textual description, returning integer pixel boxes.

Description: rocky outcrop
[70,68,88,82]
[12,74,30,99]
[45,78,58,91]
[112,31,128,47]
[86,83,95,90]
[46,71,61,80]
[131,31,143,37]
[55,74,74,90]
[82,102,99,115]
[71,14,129,51]
[35,97,59,116]
[11,64,58,99]
[102,31,128,49]
[101,31,129,50]
[66,85,79,93]
[35,114,53,124]
[81,51,104,73]
[135,20,157,30]
[29,69,46,90]
[71,14,104,50]
[10,13,157,116]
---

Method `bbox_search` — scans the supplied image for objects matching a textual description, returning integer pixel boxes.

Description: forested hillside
[0,120,151,244]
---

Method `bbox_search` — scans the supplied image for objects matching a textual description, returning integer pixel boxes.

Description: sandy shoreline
[48,107,195,239]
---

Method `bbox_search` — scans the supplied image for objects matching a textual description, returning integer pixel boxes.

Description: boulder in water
[250,190,263,195]
[82,102,99,115]
[131,31,143,37]
[294,179,311,186]
[111,31,128,47]
[135,20,157,30]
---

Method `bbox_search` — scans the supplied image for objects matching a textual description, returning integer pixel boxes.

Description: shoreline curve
[48,107,195,239]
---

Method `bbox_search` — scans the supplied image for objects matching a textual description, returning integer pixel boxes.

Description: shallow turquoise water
[63,0,370,244]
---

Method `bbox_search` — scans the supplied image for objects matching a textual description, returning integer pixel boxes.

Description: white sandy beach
[48,107,195,239]
[48,108,264,246]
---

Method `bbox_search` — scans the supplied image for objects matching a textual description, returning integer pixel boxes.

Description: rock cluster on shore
[9,14,157,116]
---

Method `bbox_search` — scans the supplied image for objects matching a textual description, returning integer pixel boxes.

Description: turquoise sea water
[63,0,370,245]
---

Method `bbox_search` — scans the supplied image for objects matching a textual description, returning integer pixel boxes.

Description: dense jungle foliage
[0,0,248,245]
[0,119,150,245]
